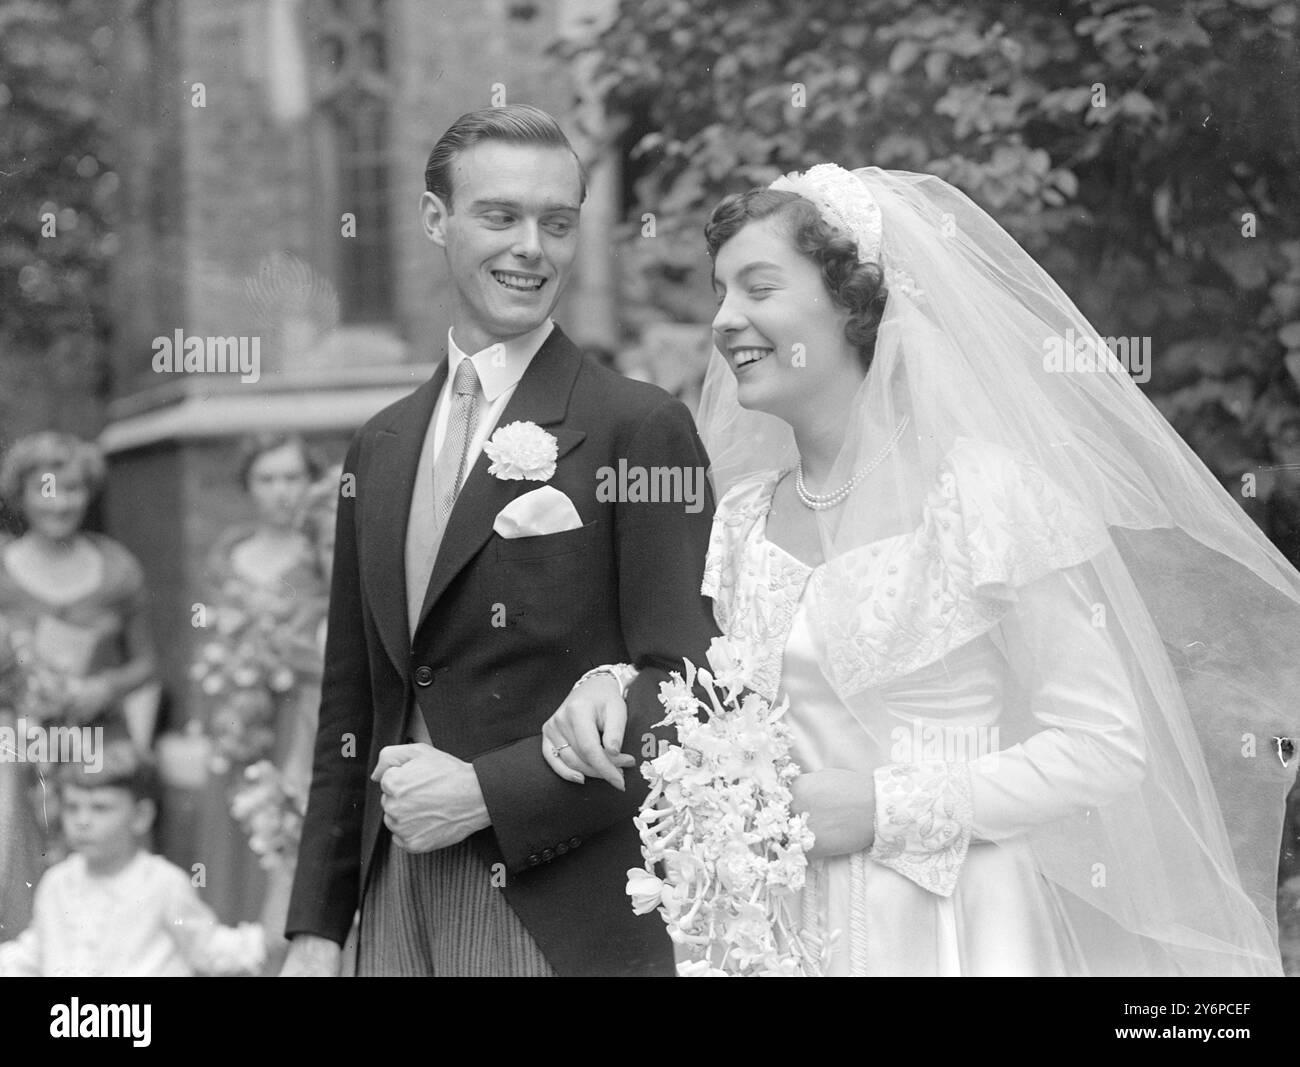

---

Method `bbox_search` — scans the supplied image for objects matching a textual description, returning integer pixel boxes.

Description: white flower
[648,743,692,784]
[884,266,923,300]
[677,959,728,977]
[626,867,665,915]
[483,421,558,481]
[704,635,754,696]
[716,842,760,893]
[657,675,696,719]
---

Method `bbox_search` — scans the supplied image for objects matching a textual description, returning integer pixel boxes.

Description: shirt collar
[447,319,554,403]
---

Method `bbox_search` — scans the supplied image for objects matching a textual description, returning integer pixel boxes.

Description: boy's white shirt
[0,850,263,977]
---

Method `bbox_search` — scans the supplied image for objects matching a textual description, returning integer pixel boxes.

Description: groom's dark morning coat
[285,326,718,976]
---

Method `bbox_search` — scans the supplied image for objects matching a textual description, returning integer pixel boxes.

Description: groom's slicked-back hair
[425,104,588,210]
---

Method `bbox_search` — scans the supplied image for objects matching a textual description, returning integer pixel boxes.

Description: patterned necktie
[434,358,482,528]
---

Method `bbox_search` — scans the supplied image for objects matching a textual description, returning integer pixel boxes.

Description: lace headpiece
[769,163,884,264]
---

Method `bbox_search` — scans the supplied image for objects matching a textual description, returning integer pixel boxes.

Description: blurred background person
[0,614,39,945]
[0,432,157,940]
[190,433,328,969]
[0,741,264,977]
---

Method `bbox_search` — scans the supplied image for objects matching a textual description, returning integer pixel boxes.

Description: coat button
[568,836,581,848]
[527,853,540,866]
[556,843,569,855]
[414,666,434,686]
[542,848,555,862]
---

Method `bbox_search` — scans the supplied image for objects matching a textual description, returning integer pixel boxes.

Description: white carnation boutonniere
[483,421,558,482]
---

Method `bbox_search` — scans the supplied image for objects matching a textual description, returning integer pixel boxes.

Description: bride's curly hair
[704,189,888,370]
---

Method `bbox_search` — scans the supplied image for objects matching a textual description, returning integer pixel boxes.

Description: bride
[544,165,1298,976]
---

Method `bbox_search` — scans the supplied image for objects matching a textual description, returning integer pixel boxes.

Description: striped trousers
[356,833,556,977]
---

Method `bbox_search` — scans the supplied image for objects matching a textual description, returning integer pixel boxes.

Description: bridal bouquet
[189,578,307,772]
[2,623,85,725]
[627,637,822,976]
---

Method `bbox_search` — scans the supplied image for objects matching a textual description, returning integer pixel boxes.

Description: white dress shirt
[0,851,263,977]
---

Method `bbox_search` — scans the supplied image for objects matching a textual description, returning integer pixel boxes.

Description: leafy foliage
[561,0,1300,490]
[0,0,119,430]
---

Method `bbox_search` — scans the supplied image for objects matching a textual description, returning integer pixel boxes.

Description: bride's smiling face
[710,216,862,424]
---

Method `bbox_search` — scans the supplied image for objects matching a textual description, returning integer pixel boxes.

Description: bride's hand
[792,769,876,860]
[541,673,636,789]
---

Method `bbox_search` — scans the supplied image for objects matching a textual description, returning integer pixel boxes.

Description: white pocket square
[493,485,583,538]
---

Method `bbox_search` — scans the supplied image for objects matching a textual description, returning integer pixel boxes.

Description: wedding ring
[554,743,571,755]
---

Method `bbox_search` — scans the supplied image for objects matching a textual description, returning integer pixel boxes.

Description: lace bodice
[701,438,1110,704]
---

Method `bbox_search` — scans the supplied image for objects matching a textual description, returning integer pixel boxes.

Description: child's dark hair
[59,740,161,806]
[704,188,888,371]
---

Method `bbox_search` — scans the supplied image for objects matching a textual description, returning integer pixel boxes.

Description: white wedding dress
[702,441,1150,976]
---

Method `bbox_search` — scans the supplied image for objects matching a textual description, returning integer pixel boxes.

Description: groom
[280,105,717,976]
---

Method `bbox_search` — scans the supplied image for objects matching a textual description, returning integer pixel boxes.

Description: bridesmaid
[0,613,38,946]
[192,434,328,961]
[0,432,157,939]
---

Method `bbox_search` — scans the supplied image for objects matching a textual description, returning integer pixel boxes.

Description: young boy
[0,742,264,976]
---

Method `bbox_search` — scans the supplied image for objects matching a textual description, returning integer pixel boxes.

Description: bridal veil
[697,166,1298,975]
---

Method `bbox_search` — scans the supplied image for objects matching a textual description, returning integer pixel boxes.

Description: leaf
[924,49,951,82]
[889,39,922,74]
[1287,354,1300,389]
[1279,322,1300,349]
[1213,243,1272,291]
[1119,90,1160,122]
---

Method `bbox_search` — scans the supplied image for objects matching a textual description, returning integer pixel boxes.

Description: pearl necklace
[795,415,911,511]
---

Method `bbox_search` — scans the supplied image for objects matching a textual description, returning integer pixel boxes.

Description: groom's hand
[280,934,342,977]
[372,744,491,853]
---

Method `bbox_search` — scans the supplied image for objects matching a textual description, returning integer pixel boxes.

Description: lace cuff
[572,663,639,698]
[869,761,973,897]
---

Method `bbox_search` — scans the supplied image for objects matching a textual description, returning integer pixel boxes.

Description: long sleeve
[474,398,721,874]
[165,872,264,975]
[968,566,1146,837]
[285,435,374,941]
[870,564,1146,895]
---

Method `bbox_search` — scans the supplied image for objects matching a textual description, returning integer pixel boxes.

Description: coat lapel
[363,365,445,681]
[413,327,586,639]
